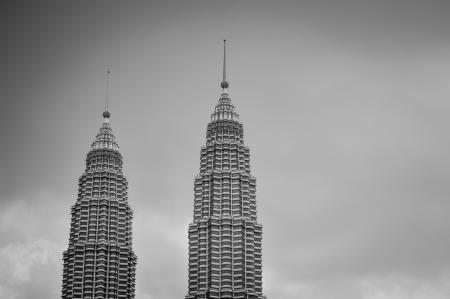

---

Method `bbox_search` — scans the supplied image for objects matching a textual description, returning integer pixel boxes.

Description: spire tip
[104,70,110,120]
[221,40,229,90]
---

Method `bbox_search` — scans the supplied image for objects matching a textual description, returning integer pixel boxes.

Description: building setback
[61,107,137,298]
[186,41,266,299]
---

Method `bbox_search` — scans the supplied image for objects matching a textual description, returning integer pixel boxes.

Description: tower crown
[91,120,119,151]
[211,40,239,122]
[91,71,119,151]
[210,93,239,122]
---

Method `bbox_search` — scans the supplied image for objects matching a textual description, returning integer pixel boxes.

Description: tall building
[61,91,137,298]
[186,41,266,299]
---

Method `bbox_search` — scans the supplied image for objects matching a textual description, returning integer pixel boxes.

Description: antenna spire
[221,40,229,91]
[103,70,111,120]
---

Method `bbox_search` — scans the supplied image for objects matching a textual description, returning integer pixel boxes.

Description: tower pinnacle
[221,40,229,91]
[103,70,111,120]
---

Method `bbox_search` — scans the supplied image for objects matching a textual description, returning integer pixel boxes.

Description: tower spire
[221,40,229,91]
[103,70,111,121]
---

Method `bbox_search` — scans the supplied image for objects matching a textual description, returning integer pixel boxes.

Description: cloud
[0,239,59,284]
[0,285,18,299]
[136,291,156,299]
[361,274,450,299]
[0,237,61,299]
[133,209,189,299]
[263,270,450,299]
[0,192,65,298]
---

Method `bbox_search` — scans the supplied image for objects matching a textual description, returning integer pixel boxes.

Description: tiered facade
[186,44,265,299]
[62,111,137,299]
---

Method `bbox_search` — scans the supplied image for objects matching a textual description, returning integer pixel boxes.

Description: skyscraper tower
[186,41,265,299]
[62,73,137,298]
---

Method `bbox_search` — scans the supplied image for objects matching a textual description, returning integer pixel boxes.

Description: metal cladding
[62,113,137,299]
[185,91,266,299]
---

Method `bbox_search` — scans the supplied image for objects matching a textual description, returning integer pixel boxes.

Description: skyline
[2,1,450,299]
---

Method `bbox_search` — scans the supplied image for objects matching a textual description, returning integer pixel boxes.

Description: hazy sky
[2,1,450,298]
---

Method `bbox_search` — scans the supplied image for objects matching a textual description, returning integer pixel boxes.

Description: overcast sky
[2,0,450,298]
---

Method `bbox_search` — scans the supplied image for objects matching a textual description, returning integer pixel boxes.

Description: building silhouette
[186,41,266,299]
[61,100,137,298]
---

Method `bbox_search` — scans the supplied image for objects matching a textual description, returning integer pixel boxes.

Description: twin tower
[61,42,266,299]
